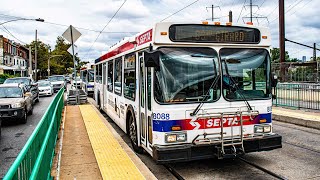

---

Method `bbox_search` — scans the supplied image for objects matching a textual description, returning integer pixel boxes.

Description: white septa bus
[94,22,282,163]
[80,63,95,96]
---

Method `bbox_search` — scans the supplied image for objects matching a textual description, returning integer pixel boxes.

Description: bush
[0,73,17,84]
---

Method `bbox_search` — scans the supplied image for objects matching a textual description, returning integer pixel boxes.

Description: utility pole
[250,0,253,23]
[313,43,316,61]
[48,49,51,76]
[242,1,267,24]
[206,5,221,21]
[229,10,233,22]
[28,47,32,78]
[35,29,38,81]
[279,0,285,81]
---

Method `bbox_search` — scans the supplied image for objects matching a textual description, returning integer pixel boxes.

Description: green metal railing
[4,88,65,180]
[273,83,320,110]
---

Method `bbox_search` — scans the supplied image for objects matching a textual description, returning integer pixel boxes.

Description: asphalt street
[0,94,55,178]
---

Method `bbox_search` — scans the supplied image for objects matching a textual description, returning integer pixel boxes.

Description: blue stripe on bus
[152,113,272,132]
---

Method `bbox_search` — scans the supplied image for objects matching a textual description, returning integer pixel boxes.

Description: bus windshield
[220,48,271,100]
[154,47,220,103]
[88,70,94,82]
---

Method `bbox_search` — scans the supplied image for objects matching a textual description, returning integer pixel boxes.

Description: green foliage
[0,73,19,84]
[270,48,290,62]
[25,36,82,77]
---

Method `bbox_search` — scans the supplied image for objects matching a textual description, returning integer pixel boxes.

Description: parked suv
[0,83,33,124]
[4,77,40,104]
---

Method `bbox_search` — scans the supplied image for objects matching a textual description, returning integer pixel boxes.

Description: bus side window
[124,53,136,100]
[114,57,122,95]
[108,61,114,92]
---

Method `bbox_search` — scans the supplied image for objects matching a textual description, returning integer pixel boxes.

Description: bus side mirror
[271,74,278,88]
[144,50,161,68]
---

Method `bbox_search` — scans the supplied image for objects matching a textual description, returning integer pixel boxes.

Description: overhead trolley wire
[83,0,127,60]
[160,0,201,22]
[0,25,27,44]
[236,0,247,23]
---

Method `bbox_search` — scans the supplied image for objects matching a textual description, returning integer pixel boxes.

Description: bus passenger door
[139,54,153,151]
[102,63,107,110]
[138,55,147,147]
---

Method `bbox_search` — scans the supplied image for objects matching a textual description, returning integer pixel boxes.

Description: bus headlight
[165,132,187,143]
[263,125,271,133]
[254,125,271,133]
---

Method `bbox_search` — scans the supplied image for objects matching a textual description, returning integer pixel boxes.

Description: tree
[270,48,290,62]
[25,41,50,79]
[50,36,82,75]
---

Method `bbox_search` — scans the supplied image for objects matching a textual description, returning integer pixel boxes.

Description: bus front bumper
[152,134,282,164]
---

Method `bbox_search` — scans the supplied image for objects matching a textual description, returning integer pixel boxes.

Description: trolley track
[239,157,287,180]
[273,122,320,135]
[283,141,320,154]
[163,164,185,180]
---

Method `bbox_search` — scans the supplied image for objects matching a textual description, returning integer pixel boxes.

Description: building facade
[0,35,29,76]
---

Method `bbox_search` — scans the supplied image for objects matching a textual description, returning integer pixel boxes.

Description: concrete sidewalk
[272,107,320,130]
[53,105,156,180]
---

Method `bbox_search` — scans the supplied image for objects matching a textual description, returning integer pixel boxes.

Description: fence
[274,83,320,110]
[272,62,320,83]
[3,88,65,180]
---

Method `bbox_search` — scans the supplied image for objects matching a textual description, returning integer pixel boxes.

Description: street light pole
[35,29,37,81]
[0,18,44,26]
[47,54,63,76]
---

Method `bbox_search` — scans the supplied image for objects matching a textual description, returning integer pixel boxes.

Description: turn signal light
[214,22,221,25]
[160,32,167,35]
[246,22,253,25]
[202,21,209,25]
[226,22,232,26]
[259,119,267,123]
[171,126,181,131]
[262,36,268,39]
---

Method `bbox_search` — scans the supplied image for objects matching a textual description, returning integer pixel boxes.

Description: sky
[0,0,319,62]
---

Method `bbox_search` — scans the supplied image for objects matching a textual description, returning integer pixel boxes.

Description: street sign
[67,44,78,55]
[62,25,81,43]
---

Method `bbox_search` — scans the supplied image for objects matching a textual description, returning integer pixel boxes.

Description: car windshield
[154,47,220,103]
[5,78,30,85]
[88,70,94,82]
[220,48,271,100]
[38,82,51,87]
[0,87,22,98]
[48,76,64,82]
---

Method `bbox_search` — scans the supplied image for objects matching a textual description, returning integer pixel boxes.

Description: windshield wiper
[190,59,219,116]
[222,59,252,111]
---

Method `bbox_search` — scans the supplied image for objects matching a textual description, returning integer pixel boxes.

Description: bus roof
[95,22,271,64]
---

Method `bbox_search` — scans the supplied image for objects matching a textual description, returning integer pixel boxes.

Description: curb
[272,114,320,130]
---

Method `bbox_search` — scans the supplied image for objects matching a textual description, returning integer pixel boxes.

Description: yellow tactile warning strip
[79,104,145,180]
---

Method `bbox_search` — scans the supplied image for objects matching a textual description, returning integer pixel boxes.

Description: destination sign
[169,24,260,43]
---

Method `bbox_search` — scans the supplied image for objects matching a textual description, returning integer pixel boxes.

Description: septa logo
[136,29,152,46]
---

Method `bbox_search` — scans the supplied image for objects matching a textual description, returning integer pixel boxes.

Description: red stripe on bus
[98,29,153,63]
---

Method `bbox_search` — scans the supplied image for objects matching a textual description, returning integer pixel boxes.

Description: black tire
[35,94,40,103]
[0,120,2,140]
[20,109,27,124]
[28,105,33,115]
[97,93,102,110]
[128,114,144,154]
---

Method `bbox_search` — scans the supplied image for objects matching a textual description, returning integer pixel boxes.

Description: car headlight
[12,103,22,108]
[254,125,271,133]
[165,132,187,143]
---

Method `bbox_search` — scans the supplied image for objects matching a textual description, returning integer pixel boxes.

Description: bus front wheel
[128,114,143,154]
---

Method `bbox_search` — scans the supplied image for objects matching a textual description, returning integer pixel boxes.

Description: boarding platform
[53,104,156,180]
